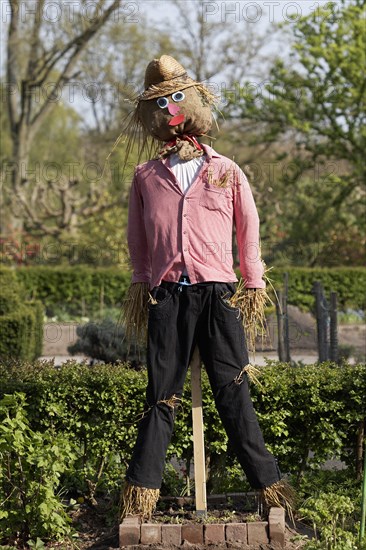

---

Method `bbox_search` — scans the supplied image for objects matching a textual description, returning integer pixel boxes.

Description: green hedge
[0,269,44,360]
[2,265,365,317]
[269,267,366,311]
[12,266,131,317]
[0,360,364,499]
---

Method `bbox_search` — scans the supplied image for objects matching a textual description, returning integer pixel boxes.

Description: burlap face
[138,87,212,142]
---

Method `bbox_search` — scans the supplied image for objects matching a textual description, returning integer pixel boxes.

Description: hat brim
[137,77,198,101]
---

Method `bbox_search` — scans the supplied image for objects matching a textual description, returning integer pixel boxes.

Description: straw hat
[139,55,205,101]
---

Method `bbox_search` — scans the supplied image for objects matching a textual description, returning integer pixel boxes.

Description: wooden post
[329,291,338,363]
[190,347,207,517]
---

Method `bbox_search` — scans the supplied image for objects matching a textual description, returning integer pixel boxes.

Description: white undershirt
[169,153,205,194]
[169,153,205,276]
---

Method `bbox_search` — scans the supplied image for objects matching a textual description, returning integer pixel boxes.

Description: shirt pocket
[199,187,232,211]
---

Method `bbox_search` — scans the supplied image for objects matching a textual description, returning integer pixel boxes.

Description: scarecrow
[120,55,294,519]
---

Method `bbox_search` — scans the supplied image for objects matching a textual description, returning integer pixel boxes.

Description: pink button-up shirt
[127,144,265,289]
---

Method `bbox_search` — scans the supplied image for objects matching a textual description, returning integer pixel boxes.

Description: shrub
[0,393,75,544]
[0,360,364,496]
[300,493,357,550]
[0,268,44,360]
[68,318,145,366]
[0,360,364,545]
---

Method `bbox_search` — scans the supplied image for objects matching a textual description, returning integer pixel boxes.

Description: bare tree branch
[6,0,20,135]
[30,0,121,137]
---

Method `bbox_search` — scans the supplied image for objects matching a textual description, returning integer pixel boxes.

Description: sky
[138,0,334,26]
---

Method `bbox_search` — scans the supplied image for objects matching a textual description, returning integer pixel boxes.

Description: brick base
[119,507,285,547]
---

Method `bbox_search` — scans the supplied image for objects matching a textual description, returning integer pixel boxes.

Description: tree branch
[6,0,20,135]
[29,0,121,137]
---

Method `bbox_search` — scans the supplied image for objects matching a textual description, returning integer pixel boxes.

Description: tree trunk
[9,128,31,230]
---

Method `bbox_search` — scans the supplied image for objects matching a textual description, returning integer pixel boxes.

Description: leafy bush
[0,268,44,360]
[0,360,147,501]
[0,393,75,544]
[250,361,366,476]
[297,469,365,550]
[0,360,364,495]
[0,360,364,544]
[300,493,357,550]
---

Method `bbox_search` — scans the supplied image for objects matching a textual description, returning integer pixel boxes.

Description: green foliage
[268,267,366,311]
[0,360,364,543]
[12,265,131,318]
[0,360,364,497]
[0,269,44,360]
[0,393,74,544]
[242,0,365,188]
[300,493,356,550]
[232,0,366,267]
[250,362,366,475]
[296,469,366,549]
[0,361,147,501]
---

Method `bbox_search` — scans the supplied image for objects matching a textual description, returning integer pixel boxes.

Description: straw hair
[261,479,296,524]
[228,279,272,353]
[120,482,160,520]
[120,282,150,344]
[234,363,264,389]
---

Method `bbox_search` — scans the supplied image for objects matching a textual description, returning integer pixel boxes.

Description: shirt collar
[159,142,221,166]
[201,143,221,159]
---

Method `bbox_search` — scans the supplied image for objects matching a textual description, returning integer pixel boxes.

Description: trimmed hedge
[269,267,366,311]
[13,266,131,317]
[0,360,364,498]
[0,269,43,360]
[3,265,365,317]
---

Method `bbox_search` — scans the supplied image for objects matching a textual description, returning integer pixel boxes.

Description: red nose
[168,103,180,115]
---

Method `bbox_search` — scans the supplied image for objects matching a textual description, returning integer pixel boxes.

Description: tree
[160,1,273,83]
[3,0,122,234]
[228,0,366,266]
[78,16,174,134]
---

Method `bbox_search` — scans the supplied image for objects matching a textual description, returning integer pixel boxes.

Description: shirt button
[183,231,187,234]
[183,213,187,217]
[184,248,187,251]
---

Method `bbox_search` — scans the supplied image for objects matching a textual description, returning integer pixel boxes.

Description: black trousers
[126,281,281,490]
